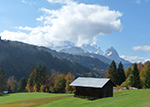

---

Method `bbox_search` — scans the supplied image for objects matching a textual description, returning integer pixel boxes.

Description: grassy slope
[0,90,150,107]
[0,93,71,104]
[42,89,150,107]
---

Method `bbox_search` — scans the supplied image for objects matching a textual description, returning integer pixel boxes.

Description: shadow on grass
[0,95,71,107]
[0,94,9,97]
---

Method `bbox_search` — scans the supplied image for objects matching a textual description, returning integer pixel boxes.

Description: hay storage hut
[70,77,114,99]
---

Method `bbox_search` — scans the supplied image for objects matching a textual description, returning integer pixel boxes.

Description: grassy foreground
[0,89,150,107]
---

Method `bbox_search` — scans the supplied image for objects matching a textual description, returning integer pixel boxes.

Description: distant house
[69,77,114,99]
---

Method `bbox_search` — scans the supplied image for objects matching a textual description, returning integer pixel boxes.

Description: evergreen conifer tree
[17,77,27,92]
[130,63,141,88]
[117,62,126,85]
[105,60,117,85]
[0,69,6,92]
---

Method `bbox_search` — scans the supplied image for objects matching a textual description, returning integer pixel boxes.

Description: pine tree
[117,62,126,85]
[17,77,27,92]
[0,69,6,92]
[33,64,42,91]
[129,63,141,88]
[41,66,47,77]
[40,66,47,86]
[105,60,117,85]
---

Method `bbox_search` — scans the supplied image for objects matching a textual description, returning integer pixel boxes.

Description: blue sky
[0,0,150,63]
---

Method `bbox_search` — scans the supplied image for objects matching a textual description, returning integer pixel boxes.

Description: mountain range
[0,38,132,80]
[59,44,132,68]
[0,39,96,80]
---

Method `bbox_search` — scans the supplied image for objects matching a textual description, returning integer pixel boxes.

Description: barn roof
[69,77,110,88]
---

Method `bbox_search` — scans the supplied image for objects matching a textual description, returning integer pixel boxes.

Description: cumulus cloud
[120,55,150,63]
[132,45,150,52]
[1,0,122,50]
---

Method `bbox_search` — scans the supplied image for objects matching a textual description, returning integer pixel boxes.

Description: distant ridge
[0,39,93,80]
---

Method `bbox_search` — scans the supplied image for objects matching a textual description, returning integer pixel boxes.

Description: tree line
[105,61,126,86]
[0,64,75,93]
[105,60,150,89]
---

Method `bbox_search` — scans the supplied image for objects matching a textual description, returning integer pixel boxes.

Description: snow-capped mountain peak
[80,44,103,55]
[103,47,131,64]
[103,46,119,58]
[107,51,112,56]
[59,45,131,66]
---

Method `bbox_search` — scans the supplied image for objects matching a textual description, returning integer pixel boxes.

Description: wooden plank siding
[75,80,113,99]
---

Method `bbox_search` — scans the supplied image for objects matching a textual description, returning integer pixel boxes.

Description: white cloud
[136,0,142,4]
[132,45,150,52]
[120,55,150,63]
[36,16,44,22]
[1,0,122,50]
[38,2,122,46]
[47,0,72,4]
[17,26,34,31]
[22,0,27,3]
[22,0,36,5]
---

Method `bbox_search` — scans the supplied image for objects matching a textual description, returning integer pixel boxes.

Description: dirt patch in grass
[0,96,70,107]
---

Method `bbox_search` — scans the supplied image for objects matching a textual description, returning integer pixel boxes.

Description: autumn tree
[140,63,150,88]
[40,85,45,92]
[26,64,48,92]
[0,69,6,92]
[45,70,58,92]
[138,62,144,73]
[7,76,18,92]
[26,69,36,92]
[65,72,75,93]
[51,74,66,93]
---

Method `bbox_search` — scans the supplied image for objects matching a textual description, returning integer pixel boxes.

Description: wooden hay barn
[70,77,114,99]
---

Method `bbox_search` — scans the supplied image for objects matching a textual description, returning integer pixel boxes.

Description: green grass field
[0,89,150,107]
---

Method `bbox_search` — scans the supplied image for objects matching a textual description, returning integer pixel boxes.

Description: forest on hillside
[0,64,77,93]
[105,60,150,88]
[1,60,150,94]
[0,40,96,80]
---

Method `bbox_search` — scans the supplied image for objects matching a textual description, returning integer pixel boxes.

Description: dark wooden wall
[75,87,103,98]
[75,80,113,98]
[102,80,113,97]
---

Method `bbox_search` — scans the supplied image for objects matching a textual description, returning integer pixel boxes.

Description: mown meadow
[0,89,150,107]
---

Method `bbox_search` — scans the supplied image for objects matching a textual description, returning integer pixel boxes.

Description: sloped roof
[69,77,110,88]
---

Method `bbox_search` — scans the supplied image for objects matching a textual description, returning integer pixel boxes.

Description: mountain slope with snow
[81,44,103,55]
[59,47,85,55]
[59,45,132,68]
[103,47,131,64]
[59,46,112,64]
